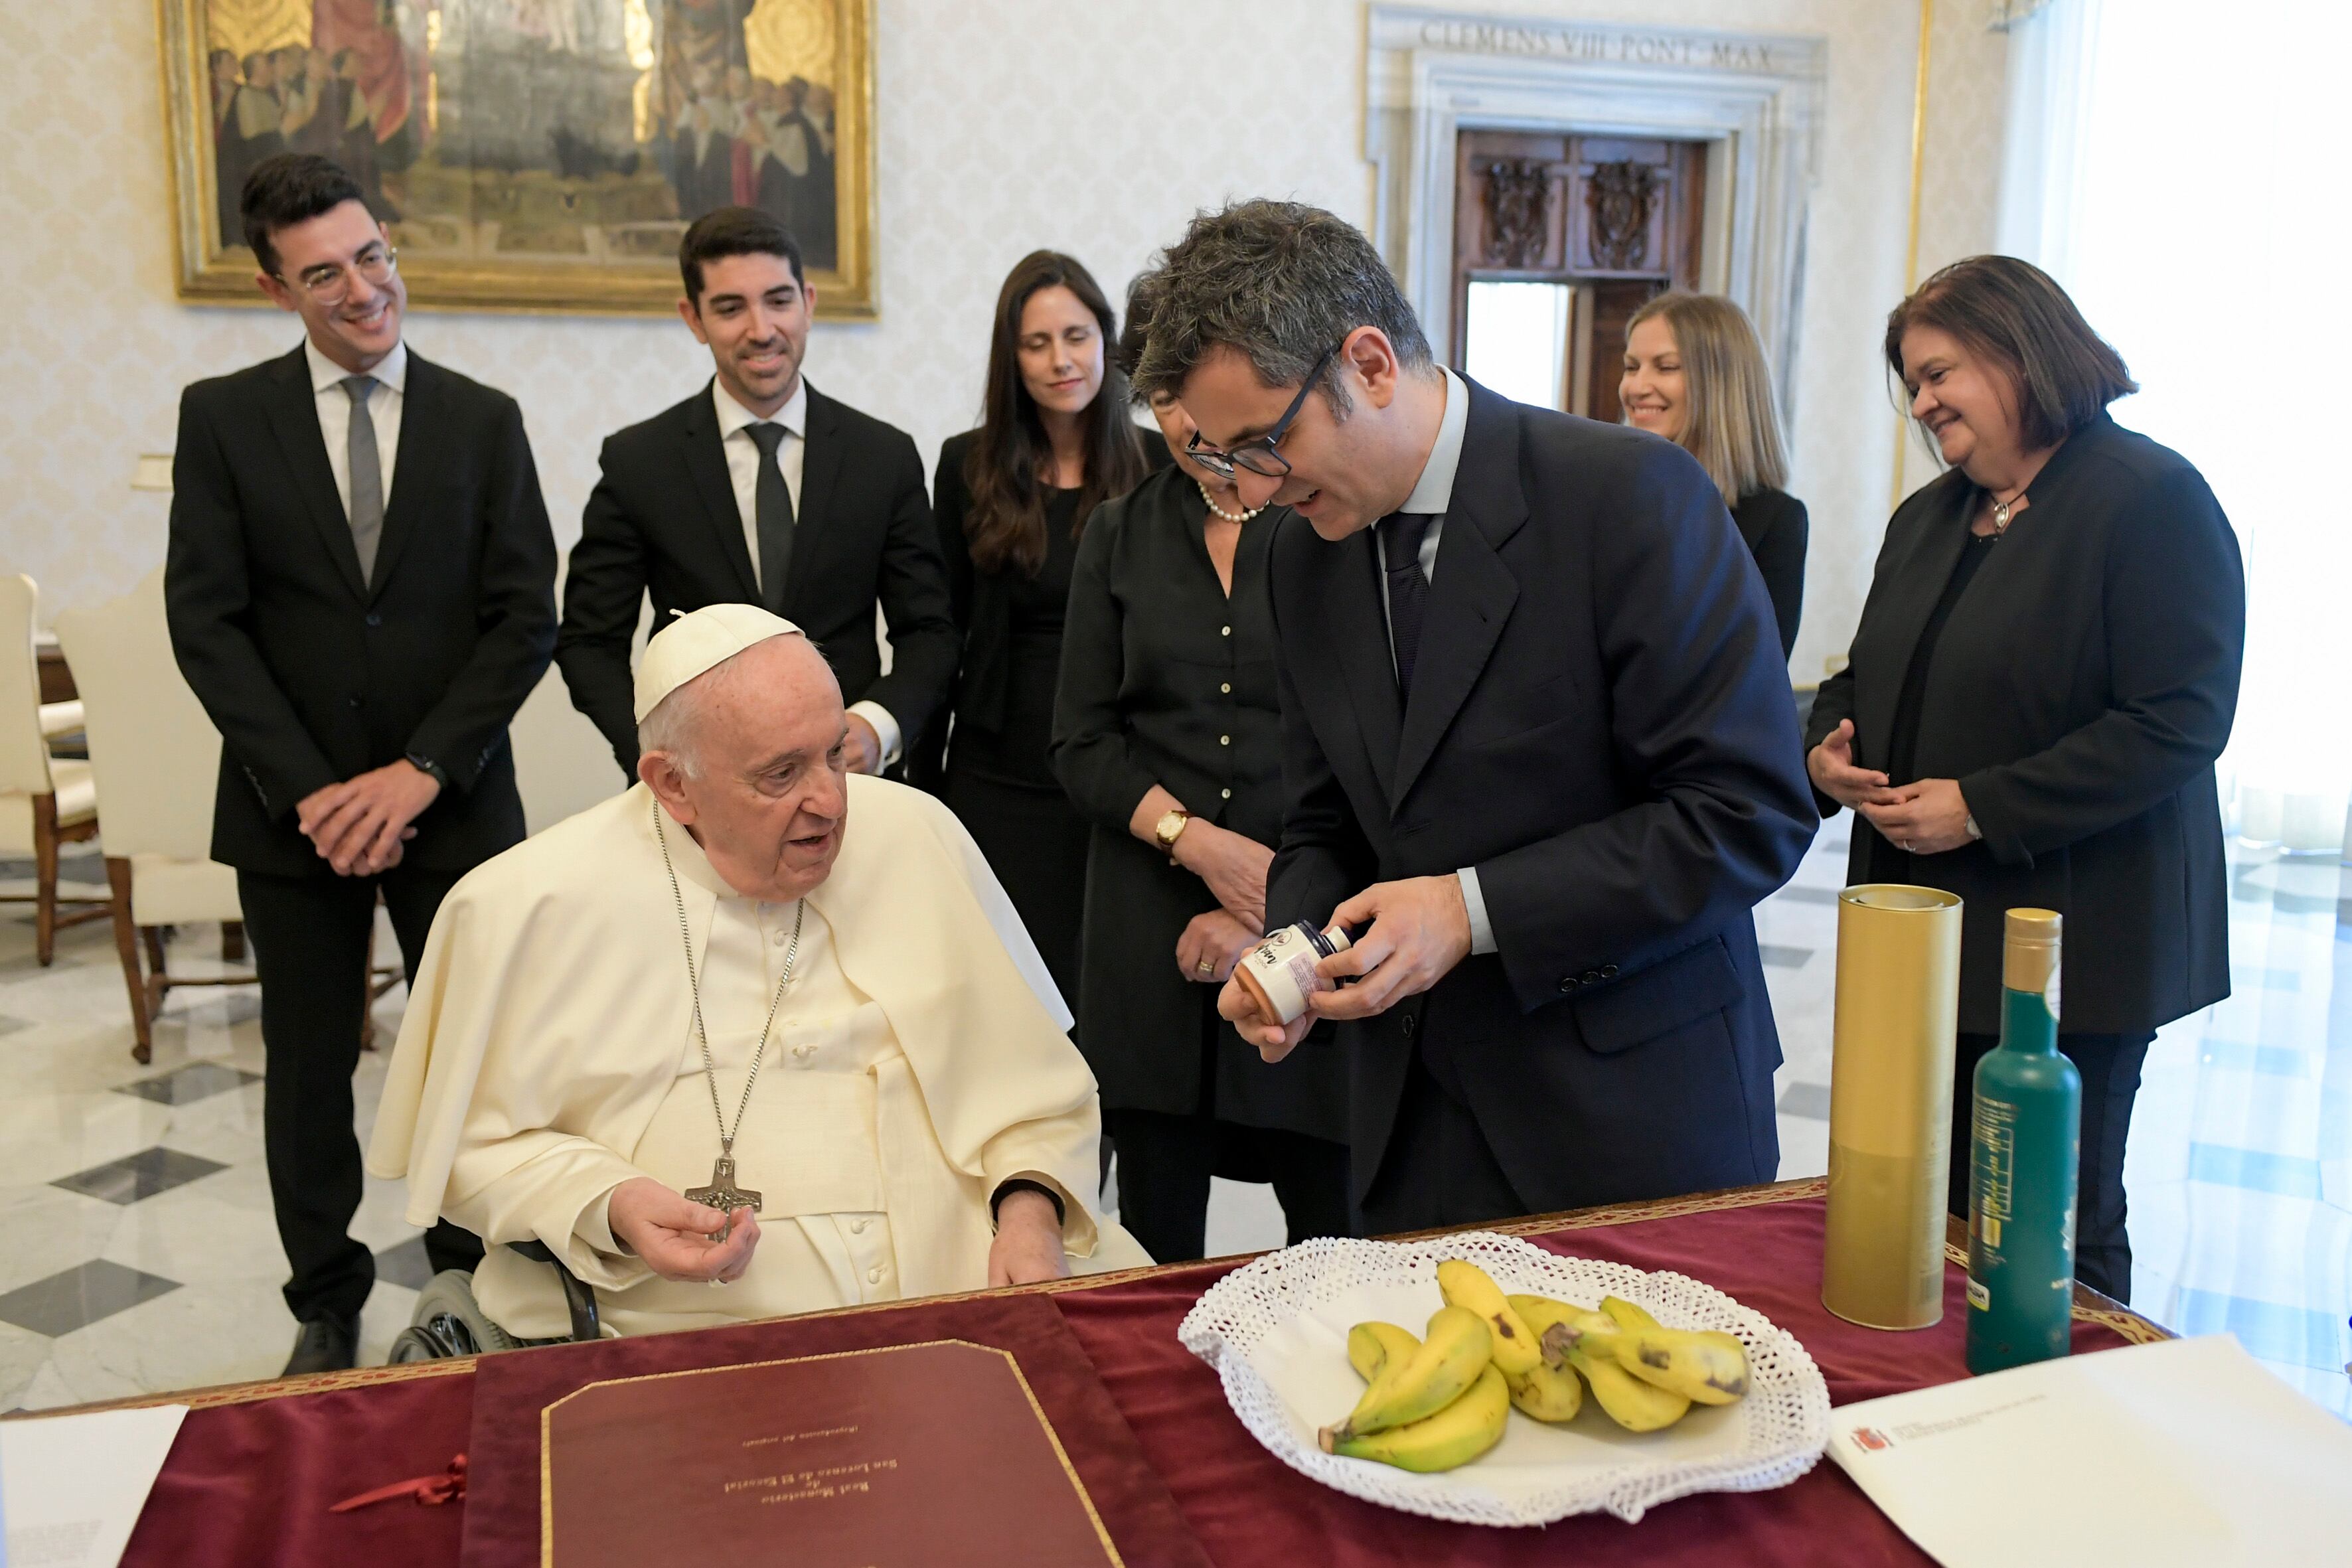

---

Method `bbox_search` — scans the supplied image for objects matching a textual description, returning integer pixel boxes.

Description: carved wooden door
[1452,131,1705,420]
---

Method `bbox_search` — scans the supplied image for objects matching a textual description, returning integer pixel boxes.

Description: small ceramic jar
[1233,921,1354,1027]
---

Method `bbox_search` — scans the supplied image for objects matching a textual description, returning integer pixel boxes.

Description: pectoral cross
[686,1155,763,1242]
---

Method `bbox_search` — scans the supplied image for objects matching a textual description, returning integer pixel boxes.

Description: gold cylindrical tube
[1821,884,1964,1330]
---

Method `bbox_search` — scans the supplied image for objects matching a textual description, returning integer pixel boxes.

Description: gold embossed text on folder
[540,1339,1121,1567]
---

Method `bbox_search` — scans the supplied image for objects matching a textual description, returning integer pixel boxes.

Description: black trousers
[239,864,484,1324]
[1354,1057,1529,1237]
[1946,1029,2154,1303]
[1105,1107,1352,1263]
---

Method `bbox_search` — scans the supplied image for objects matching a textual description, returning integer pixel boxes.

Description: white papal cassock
[367,774,1150,1339]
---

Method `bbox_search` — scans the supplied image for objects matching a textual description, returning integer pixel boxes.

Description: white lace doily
[1177,1232,1830,1527]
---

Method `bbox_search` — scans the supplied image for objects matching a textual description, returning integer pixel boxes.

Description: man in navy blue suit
[1135,202,1816,1233]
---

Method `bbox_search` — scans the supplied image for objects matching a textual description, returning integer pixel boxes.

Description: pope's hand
[607,1176,760,1283]
[986,1188,1069,1287]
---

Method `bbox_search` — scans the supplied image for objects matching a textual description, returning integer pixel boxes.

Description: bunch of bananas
[1314,1260,1753,1473]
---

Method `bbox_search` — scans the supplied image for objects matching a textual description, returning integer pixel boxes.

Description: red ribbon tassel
[329,1453,469,1512]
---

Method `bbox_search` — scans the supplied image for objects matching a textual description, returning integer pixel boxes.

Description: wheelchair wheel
[386,1323,462,1364]
[398,1269,525,1361]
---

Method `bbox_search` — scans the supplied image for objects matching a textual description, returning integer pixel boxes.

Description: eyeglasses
[287,244,398,305]
[1185,343,1340,482]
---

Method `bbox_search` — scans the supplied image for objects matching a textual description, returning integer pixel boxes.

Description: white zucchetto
[631,604,805,722]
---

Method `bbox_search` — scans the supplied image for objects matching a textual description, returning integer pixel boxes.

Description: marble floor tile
[114,1061,262,1107]
[0,1318,56,1412]
[51,1146,230,1206]
[1776,1081,1832,1121]
[0,1182,123,1296]
[0,1259,180,1338]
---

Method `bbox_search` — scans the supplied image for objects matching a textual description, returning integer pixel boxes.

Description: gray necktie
[745,422,795,612]
[341,375,383,585]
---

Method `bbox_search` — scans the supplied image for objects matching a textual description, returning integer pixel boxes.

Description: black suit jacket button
[1401,1014,1416,1038]
[347,696,363,708]
[365,613,382,627]
[1601,964,1620,980]
[1583,969,1605,986]
[1557,977,1579,994]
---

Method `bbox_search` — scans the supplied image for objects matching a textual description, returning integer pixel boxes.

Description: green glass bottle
[1965,907,2080,1375]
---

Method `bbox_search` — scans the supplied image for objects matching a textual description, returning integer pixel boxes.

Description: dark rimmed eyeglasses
[1186,343,1341,482]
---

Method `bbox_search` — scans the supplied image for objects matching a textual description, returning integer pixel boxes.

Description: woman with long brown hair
[923,251,1153,1012]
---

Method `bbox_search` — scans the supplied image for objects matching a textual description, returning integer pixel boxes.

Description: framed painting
[156,0,877,318]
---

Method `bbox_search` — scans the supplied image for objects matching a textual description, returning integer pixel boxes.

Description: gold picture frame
[156,0,877,319]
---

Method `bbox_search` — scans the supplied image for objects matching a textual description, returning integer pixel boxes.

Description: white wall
[0,1,2003,686]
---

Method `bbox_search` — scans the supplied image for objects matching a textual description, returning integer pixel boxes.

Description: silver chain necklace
[654,802,805,1239]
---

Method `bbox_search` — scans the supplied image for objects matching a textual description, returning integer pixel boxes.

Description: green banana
[1322,1305,1491,1443]
[1346,1321,1421,1385]
[1322,1364,1511,1472]
[1435,1259,1543,1379]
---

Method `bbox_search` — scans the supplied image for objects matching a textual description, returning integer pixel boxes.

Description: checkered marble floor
[0,824,2344,1419]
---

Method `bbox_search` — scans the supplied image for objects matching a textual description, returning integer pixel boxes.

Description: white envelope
[1828,1335,2349,1567]
[0,1405,187,1568]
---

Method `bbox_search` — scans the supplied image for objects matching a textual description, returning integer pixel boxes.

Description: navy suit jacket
[1263,378,1816,1212]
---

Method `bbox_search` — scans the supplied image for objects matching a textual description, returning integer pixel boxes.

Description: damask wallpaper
[0,0,2003,688]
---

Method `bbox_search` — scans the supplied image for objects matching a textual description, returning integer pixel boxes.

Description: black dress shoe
[283,1314,358,1375]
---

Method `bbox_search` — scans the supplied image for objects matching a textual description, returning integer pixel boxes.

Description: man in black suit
[556,206,953,779]
[1132,202,1817,1233]
[167,155,557,1373]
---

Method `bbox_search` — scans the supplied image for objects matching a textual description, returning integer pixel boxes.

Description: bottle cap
[2003,907,2061,994]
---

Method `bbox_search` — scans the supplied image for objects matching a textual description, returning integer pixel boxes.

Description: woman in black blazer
[919,252,1150,1014]
[1804,256,2244,1301]
[1050,291,1349,1262]
[1621,291,1807,659]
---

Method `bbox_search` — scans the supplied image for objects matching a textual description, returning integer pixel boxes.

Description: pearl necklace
[1196,480,1264,523]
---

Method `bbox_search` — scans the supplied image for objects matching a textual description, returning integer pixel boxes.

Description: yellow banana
[1599,1295,1662,1331]
[1435,1259,1543,1379]
[1607,1328,1749,1405]
[1322,1364,1511,1472]
[1346,1321,1421,1385]
[1506,1357,1584,1422]
[1516,1296,1692,1432]
[1563,1339,1691,1431]
[1322,1305,1491,1443]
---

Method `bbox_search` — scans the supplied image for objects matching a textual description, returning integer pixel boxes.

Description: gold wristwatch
[1154,807,1192,859]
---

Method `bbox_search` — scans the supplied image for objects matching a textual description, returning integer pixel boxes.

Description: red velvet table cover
[110,1184,2159,1567]
[461,1291,1209,1568]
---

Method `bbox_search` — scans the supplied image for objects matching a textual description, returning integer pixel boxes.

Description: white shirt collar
[1397,367,1468,516]
[713,374,808,441]
[305,335,407,395]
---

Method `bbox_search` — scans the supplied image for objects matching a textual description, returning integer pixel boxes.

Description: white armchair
[0,574,111,965]
[53,568,254,1063]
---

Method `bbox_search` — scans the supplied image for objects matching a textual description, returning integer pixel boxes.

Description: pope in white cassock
[368,605,1148,1338]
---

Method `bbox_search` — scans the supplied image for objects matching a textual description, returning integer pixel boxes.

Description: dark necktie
[1380,510,1434,693]
[340,375,383,586]
[745,422,795,612]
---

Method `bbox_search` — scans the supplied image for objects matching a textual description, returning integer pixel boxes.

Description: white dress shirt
[711,378,902,765]
[307,335,406,523]
[1373,367,1496,957]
